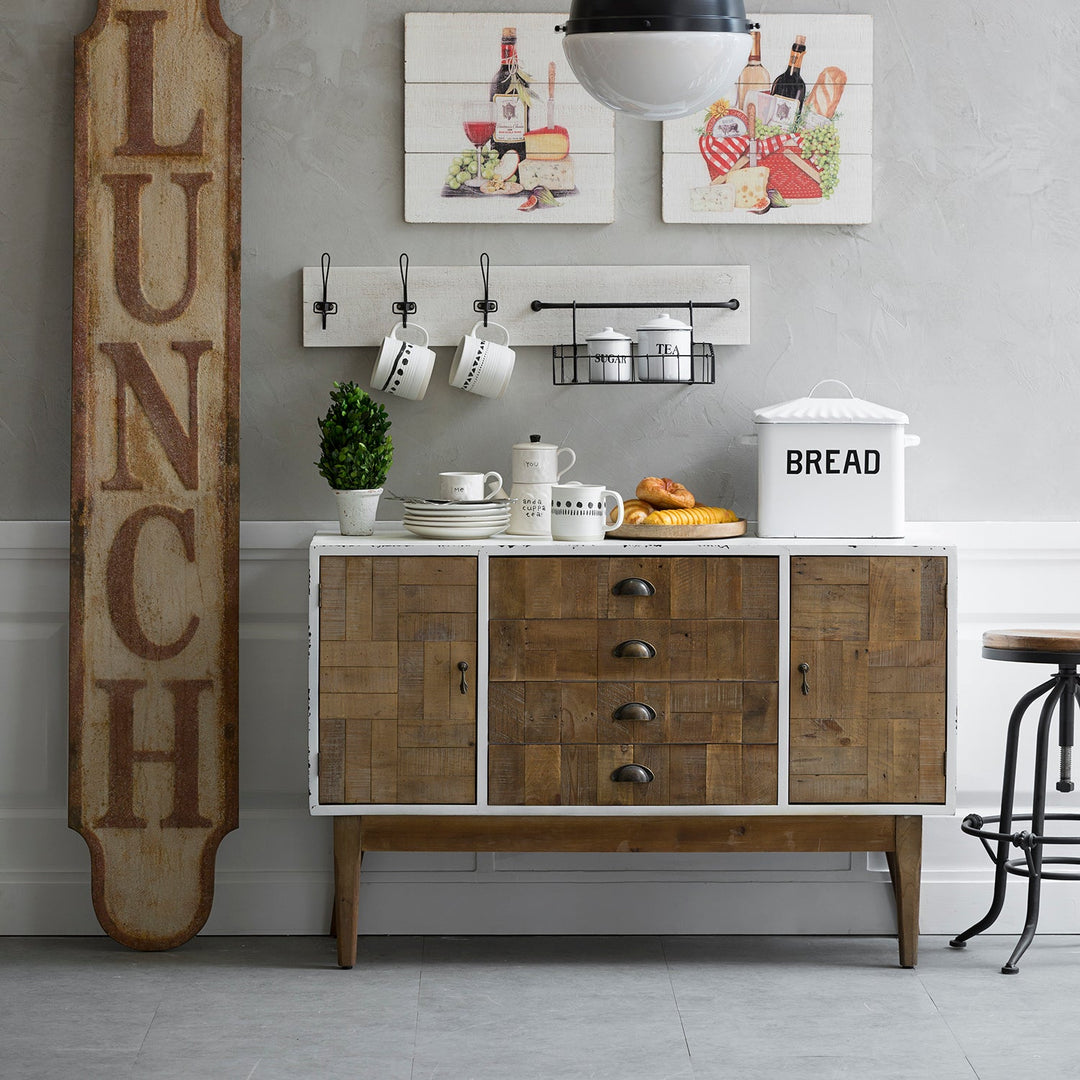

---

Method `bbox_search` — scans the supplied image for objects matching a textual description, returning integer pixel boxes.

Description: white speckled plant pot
[333,488,383,536]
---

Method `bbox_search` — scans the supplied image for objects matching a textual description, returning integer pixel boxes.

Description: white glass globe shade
[562,30,752,120]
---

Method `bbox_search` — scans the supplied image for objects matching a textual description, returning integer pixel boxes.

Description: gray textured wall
[3,0,1077,522]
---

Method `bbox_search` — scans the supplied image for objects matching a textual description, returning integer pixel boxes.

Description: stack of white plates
[401,499,511,540]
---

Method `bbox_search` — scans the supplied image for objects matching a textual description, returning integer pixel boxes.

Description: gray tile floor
[2,935,1079,1080]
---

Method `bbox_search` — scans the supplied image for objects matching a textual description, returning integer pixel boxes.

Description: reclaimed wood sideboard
[309,529,955,968]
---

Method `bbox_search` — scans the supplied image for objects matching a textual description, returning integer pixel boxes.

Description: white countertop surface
[310,522,956,555]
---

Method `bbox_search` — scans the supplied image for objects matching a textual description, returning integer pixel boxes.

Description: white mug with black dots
[550,482,624,541]
[370,321,437,401]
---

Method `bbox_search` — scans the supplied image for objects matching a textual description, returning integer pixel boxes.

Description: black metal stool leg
[1000,677,1064,972]
[950,675,1057,948]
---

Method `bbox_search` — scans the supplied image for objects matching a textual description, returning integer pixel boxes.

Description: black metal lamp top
[560,0,750,35]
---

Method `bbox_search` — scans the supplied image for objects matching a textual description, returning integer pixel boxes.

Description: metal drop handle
[612,702,657,722]
[613,639,656,660]
[611,577,655,597]
[458,661,469,695]
[798,662,810,696]
[611,764,654,784]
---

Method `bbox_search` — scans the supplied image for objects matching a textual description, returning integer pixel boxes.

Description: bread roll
[612,498,654,525]
[636,477,695,509]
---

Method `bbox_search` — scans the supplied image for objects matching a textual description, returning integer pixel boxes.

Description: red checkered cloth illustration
[698,122,803,180]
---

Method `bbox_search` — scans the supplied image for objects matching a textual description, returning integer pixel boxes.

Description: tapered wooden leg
[333,816,363,969]
[886,815,923,968]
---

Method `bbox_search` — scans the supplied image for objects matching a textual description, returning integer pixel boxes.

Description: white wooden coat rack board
[301,264,750,349]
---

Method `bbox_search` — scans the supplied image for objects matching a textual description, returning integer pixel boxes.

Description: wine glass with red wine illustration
[462,101,496,188]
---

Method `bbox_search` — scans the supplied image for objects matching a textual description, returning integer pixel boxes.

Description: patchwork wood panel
[789,556,947,804]
[488,555,779,806]
[318,556,477,805]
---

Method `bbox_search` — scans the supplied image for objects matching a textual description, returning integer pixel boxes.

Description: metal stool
[950,630,1080,973]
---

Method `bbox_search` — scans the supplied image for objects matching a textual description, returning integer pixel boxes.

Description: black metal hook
[312,252,337,329]
[392,252,417,326]
[473,251,498,327]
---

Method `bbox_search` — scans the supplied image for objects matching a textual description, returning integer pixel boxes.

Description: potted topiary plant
[316,381,393,535]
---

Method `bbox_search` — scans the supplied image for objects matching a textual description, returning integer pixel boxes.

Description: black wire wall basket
[531,299,739,386]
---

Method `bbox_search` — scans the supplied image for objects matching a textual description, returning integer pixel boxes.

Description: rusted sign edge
[70,0,242,950]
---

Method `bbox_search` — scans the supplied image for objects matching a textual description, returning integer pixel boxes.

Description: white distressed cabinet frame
[301,264,750,349]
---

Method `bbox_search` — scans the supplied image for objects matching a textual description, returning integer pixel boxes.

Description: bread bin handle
[808,379,855,398]
[739,434,758,446]
[905,434,921,448]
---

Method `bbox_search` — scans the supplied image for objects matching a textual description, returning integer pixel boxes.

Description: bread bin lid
[586,326,632,342]
[753,380,909,426]
[636,313,691,333]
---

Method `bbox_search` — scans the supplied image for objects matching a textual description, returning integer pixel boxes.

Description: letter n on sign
[71,0,241,950]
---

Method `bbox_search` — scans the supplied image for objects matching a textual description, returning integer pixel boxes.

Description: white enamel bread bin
[745,380,920,538]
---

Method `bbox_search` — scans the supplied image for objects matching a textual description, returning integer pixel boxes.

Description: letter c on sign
[106,505,199,660]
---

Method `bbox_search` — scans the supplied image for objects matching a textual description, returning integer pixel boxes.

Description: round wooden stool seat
[982,630,1080,665]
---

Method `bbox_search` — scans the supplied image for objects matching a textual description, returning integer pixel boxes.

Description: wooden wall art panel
[70,0,241,950]
[661,13,873,225]
[404,12,615,224]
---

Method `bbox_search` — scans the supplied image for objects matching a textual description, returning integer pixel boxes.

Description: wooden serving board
[606,520,748,540]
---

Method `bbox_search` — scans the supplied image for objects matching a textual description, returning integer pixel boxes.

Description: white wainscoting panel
[3,520,1080,937]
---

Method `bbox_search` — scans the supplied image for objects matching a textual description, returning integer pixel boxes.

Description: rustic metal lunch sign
[71,0,240,949]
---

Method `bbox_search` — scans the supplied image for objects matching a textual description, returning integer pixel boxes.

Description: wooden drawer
[489,617,778,682]
[489,556,779,621]
[489,680,778,745]
[489,742,777,806]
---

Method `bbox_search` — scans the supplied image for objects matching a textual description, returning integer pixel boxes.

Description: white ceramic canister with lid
[585,327,633,383]
[511,434,576,484]
[635,313,693,382]
[744,380,921,538]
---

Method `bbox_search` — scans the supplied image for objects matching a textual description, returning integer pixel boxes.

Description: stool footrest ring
[961,811,1080,870]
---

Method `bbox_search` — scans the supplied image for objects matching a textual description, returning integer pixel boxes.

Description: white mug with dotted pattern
[549,482,624,541]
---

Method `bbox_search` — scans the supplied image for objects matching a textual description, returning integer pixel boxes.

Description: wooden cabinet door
[317,556,477,805]
[488,556,780,806]
[789,556,947,804]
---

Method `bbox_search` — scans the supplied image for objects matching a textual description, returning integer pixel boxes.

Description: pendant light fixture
[558,0,752,121]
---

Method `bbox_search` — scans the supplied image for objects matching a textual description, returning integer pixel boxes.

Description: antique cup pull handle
[458,660,469,695]
[612,639,656,660]
[613,702,657,722]
[611,577,655,597]
[798,662,810,696]
[611,764,654,784]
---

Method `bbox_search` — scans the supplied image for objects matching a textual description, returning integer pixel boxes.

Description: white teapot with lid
[511,434,576,484]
